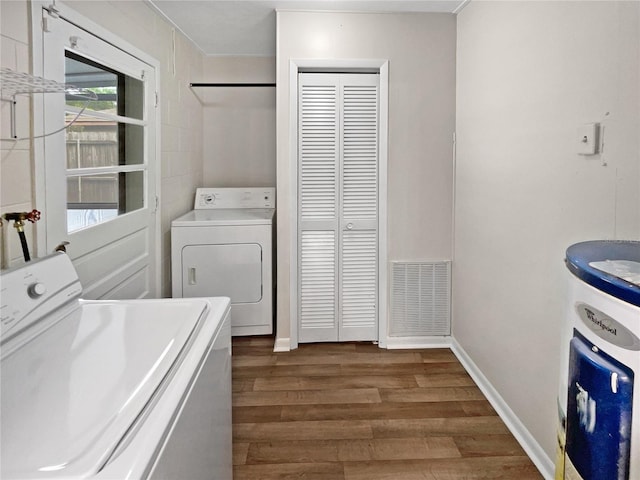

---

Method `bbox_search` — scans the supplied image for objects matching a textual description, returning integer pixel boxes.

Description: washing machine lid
[1,298,209,480]
[566,240,640,307]
[172,208,274,226]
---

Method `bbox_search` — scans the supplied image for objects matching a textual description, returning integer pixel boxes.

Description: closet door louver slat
[342,85,378,220]
[300,84,337,220]
[300,231,336,334]
[340,230,377,340]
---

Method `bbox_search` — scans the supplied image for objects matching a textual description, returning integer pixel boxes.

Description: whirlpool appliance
[171,187,275,336]
[556,240,640,480]
[1,253,232,480]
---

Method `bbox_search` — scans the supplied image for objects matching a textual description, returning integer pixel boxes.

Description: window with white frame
[64,51,147,232]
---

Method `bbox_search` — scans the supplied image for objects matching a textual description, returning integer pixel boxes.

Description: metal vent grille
[390,261,451,337]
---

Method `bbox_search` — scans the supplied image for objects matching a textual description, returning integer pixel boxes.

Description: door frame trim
[288,59,389,349]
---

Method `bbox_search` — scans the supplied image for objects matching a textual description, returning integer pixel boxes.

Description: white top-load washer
[171,187,275,336]
[1,253,232,480]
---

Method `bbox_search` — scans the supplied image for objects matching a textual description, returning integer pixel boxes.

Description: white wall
[201,56,276,187]
[1,0,35,268]
[276,11,457,345]
[0,0,204,297]
[454,0,640,464]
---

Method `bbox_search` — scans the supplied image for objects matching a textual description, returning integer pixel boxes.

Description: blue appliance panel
[566,332,634,480]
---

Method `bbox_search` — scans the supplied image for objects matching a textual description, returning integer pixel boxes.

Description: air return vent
[390,261,451,336]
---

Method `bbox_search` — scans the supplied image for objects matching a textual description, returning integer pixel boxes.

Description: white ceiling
[147,1,466,56]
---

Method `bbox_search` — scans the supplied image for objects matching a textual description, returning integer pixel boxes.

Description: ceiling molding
[147,1,464,56]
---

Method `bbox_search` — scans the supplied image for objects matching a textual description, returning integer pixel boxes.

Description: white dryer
[171,187,275,336]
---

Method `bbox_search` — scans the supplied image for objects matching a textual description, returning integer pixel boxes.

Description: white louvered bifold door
[298,73,379,343]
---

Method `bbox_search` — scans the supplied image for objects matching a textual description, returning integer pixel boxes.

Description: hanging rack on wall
[0,67,98,140]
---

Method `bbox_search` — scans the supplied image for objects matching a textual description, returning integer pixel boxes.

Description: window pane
[123,75,144,119]
[67,171,144,232]
[67,209,118,232]
[65,118,144,168]
[65,51,144,120]
[63,51,146,234]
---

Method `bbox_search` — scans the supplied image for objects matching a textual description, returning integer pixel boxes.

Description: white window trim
[30,1,161,295]
[287,58,389,350]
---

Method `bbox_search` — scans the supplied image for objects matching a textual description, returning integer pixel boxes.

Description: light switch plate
[578,123,599,155]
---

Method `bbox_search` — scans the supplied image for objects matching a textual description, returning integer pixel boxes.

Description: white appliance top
[194,187,274,209]
[2,298,210,480]
[0,254,213,479]
[172,207,275,227]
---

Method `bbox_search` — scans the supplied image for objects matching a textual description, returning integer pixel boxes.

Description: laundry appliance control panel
[0,253,81,344]
[194,188,275,209]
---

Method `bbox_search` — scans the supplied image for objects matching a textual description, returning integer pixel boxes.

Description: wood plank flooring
[232,336,543,480]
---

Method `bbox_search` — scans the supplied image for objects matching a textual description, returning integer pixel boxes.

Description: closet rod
[190,82,276,88]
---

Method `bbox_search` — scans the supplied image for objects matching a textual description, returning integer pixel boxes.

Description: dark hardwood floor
[232,336,543,480]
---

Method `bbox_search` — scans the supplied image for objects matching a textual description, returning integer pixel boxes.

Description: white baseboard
[449,337,555,480]
[385,335,453,349]
[273,336,291,352]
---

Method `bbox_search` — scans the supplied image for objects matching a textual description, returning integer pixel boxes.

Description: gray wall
[454,0,639,460]
[1,0,36,267]
[276,11,457,345]
[201,56,276,188]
